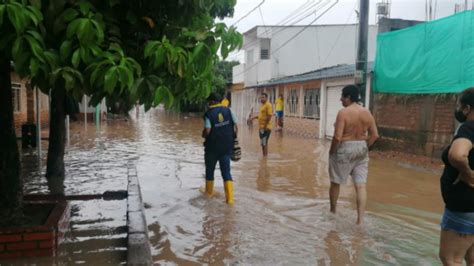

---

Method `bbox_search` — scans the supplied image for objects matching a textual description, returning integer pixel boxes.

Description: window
[260,39,270,60]
[287,88,299,116]
[12,83,21,112]
[303,89,320,119]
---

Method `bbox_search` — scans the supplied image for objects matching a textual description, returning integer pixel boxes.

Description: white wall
[232,64,244,83]
[270,25,377,78]
[235,25,378,88]
[230,89,260,124]
[319,73,373,138]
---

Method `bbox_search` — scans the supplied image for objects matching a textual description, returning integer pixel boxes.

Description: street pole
[355,0,369,106]
[83,95,87,130]
[66,115,70,147]
[35,87,41,160]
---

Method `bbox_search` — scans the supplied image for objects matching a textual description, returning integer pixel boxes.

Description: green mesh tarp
[374,11,474,94]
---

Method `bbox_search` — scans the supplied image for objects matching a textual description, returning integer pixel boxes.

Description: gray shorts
[329,141,369,185]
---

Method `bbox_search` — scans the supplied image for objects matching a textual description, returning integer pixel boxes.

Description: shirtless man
[328,85,379,225]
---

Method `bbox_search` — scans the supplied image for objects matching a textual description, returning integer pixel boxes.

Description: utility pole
[355,0,369,105]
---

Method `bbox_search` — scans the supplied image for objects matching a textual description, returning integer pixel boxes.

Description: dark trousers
[205,152,232,181]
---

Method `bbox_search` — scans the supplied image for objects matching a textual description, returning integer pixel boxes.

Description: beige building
[11,72,50,134]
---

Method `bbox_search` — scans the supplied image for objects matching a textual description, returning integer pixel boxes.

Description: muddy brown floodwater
[137,108,443,265]
[13,107,443,265]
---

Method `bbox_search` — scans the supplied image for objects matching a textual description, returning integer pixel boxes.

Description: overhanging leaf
[104,67,118,93]
[60,40,72,61]
[0,5,6,27]
[72,49,80,68]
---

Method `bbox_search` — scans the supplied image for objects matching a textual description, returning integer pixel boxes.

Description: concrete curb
[127,163,152,266]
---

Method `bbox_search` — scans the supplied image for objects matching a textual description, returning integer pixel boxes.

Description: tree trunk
[0,58,22,212]
[46,85,66,195]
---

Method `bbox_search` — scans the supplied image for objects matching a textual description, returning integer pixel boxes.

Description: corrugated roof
[250,62,374,88]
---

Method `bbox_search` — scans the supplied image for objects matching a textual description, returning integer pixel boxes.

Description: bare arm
[449,138,474,187]
[367,114,379,147]
[202,128,211,138]
[330,111,345,154]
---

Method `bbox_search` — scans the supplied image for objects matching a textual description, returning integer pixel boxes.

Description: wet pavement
[10,107,443,265]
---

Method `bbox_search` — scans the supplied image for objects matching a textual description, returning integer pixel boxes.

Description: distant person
[438,87,474,266]
[328,85,379,225]
[221,92,230,107]
[248,93,273,157]
[275,94,284,131]
[202,92,238,204]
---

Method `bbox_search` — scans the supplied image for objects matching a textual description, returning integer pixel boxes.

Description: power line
[283,0,330,26]
[232,0,340,80]
[277,0,314,25]
[278,0,324,25]
[231,0,266,27]
[320,1,357,67]
[273,1,338,54]
[258,6,270,38]
[242,0,328,50]
[226,1,320,63]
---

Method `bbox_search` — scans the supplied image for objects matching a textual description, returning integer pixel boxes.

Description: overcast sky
[219,0,473,61]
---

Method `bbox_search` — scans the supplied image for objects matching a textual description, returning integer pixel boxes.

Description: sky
[219,0,473,62]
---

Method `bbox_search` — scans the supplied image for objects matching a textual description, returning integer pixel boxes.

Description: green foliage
[1,0,242,111]
[0,1,45,77]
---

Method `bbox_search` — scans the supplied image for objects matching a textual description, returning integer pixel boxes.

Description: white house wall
[235,25,378,88]
[232,64,245,84]
[270,25,377,78]
[319,74,373,138]
[230,89,260,124]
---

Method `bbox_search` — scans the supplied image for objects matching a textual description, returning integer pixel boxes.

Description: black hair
[341,85,360,102]
[459,87,474,107]
[261,93,268,98]
[207,92,222,103]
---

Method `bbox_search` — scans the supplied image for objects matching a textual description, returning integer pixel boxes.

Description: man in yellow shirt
[275,94,284,130]
[249,93,272,156]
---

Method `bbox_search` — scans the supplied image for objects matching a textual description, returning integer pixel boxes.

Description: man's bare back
[338,103,377,142]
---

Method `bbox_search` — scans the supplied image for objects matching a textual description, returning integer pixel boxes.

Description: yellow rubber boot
[205,180,214,197]
[224,181,234,204]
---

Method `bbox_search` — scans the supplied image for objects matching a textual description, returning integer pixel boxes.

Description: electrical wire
[231,0,266,27]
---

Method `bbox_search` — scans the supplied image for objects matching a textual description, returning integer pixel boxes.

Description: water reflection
[15,107,443,265]
[137,108,442,265]
[256,158,271,192]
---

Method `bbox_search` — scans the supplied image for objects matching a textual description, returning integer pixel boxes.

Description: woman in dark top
[439,87,474,265]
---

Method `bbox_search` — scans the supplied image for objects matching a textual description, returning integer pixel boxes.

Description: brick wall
[0,201,70,260]
[373,94,457,158]
[0,231,55,259]
[283,117,320,138]
[11,73,50,133]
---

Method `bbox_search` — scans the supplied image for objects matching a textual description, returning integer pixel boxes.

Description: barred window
[287,88,299,115]
[12,83,21,112]
[260,49,270,59]
[303,89,320,119]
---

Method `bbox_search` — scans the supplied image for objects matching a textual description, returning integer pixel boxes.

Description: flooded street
[137,109,443,265]
[18,108,443,265]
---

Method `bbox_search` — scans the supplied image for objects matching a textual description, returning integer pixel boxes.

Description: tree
[28,0,241,191]
[214,60,239,96]
[0,0,242,216]
[0,0,47,223]
[181,60,240,112]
